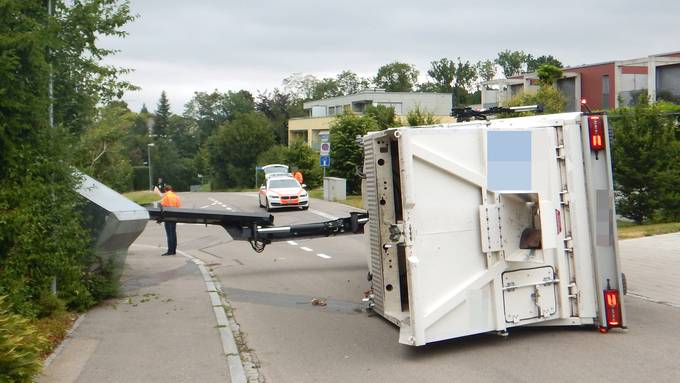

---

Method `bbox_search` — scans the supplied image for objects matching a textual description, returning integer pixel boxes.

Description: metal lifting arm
[146,207,368,253]
[451,105,543,122]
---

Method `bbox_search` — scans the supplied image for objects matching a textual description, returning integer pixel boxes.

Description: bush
[505,86,566,114]
[610,95,680,223]
[256,141,323,188]
[329,113,380,194]
[406,106,441,126]
[0,296,47,383]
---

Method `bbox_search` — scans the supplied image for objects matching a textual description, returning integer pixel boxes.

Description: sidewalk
[619,232,680,307]
[39,245,232,383]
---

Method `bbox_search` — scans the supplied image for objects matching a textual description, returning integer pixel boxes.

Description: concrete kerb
[42,314,87,369]
[132,244,249,383]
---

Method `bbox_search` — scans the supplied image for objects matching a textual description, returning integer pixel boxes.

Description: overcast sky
[101,0,680,113]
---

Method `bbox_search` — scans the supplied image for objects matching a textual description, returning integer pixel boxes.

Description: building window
[602,75,610,109]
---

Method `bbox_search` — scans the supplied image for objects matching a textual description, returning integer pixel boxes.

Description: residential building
[288,89,457,149]
[482,51,680,111]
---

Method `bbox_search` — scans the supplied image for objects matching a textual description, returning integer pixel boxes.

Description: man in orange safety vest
[160,185,181,255]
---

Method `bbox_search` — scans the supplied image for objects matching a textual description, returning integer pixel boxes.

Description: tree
[526,55,562,73]
[311,77,340,100]
[223,90,255,117]
[406,106,441,126]
[0,0,135,325]
[495,50,527,78]
[256,89,304,145]
[374,62,419,92]
[336,70,370,95]
[207,112,276,188]
[329,114,380,194]
[153,91,171,138]
[476,60,497,83]
[424,58,456,93]
[257,141,323,188]
[49,0,137,135]
[75,101,136,191]
[536,64,563,87]
[282,73,319,100]
[610,96,680,223]
[184,91,229,144]
[365,105,399,129]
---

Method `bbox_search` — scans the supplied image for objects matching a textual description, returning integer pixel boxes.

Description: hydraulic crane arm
[146,207,368,253]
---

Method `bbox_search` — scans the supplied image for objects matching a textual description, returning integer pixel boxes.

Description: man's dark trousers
[164,222,177,254]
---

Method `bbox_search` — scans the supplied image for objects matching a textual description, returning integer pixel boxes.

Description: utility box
[76,173,149,277]
[362,112,625,346]
[323,177,346,201]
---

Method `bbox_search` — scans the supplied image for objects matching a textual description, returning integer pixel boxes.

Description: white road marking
[300,246,313,252]
[309,209,338,220]
[316,253,331,259]
[200,205,211,209]
[287,241,298,246]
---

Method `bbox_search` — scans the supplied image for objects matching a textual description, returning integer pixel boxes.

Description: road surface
[132,191,680,383]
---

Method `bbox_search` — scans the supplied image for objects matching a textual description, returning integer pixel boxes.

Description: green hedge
[133,166,150,191]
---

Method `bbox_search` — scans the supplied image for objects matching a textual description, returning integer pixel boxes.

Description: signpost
[319,142,331,177]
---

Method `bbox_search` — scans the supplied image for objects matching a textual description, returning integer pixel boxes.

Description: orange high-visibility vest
[161,191,181,207]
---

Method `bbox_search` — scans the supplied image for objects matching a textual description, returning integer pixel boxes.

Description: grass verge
[617,221,680,240]
[309,189,364,209]
[33,310,77,358]
[123,191,161,205]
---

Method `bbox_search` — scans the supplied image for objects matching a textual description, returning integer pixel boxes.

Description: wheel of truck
[622,272,627,295]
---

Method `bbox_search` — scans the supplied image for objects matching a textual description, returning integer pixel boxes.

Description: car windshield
[269,179,300,189]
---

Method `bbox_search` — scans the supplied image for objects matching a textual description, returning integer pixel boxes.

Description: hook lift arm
[147,207,368,253]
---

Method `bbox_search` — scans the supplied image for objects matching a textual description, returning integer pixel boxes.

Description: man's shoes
[161,252,170,256]
[168,252,176,255]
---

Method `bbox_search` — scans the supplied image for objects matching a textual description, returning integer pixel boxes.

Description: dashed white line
[300,246,313,252]
[316,253,331,259]
[200,205,211,209]
[287,241,298,246]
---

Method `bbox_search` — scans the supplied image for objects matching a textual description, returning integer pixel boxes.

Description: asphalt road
[138,192,680,383]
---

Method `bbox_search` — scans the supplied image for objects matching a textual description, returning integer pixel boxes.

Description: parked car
[258,176,309,211]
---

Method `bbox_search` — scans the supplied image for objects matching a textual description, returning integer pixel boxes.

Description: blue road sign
[320,155,330,167]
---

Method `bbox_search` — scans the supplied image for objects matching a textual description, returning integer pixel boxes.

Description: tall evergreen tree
[154,91,171,138]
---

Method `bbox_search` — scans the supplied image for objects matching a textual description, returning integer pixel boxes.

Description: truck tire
[622,272,627,295]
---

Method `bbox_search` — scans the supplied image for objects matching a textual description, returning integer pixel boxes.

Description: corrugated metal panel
[364,137,384,315]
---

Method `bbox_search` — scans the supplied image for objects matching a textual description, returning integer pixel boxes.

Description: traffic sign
[320,142,331,156]
[320,155,330,167]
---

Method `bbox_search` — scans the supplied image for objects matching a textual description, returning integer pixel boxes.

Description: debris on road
[311,298,327,306]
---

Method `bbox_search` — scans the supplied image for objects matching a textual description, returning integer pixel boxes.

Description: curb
[42,314,87,369]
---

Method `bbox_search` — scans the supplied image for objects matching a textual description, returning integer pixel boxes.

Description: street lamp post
[146,118,156,191]
[147,143,155,190]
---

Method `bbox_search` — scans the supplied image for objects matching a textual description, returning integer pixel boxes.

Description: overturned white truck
[361,112,625,346]
[148,111,625,346]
